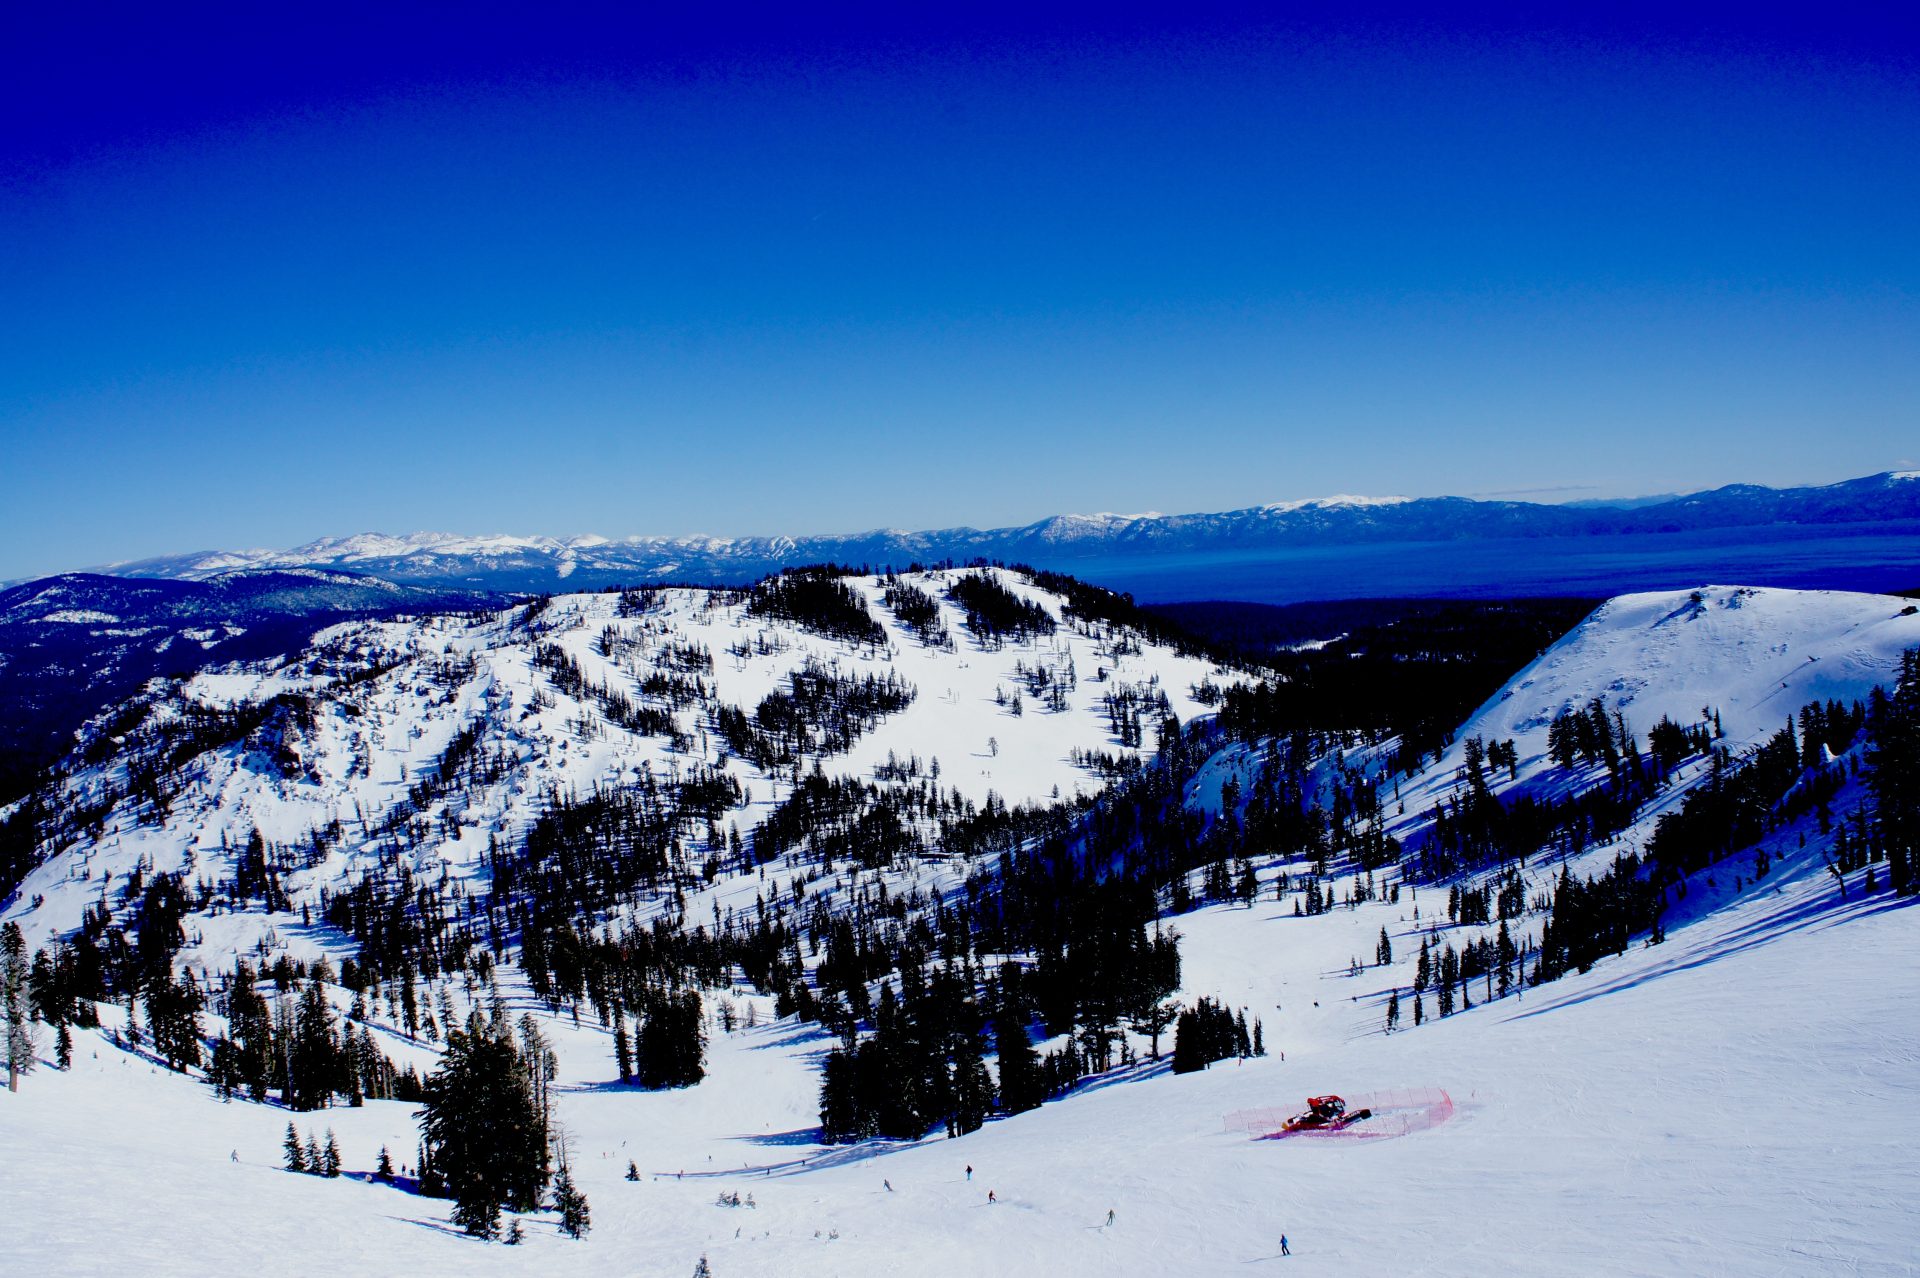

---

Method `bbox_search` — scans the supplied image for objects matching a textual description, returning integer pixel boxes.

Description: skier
[988,1189,996,1204]
[965,1164,972,1181]
[1281,1234,1290,1256]
[1106,1208,1115,1227]
[884,1179,893,1192]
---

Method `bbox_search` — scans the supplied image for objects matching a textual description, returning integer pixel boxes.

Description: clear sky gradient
[3,6,1916,579]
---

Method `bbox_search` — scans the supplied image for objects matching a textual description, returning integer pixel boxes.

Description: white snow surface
[1390,586,1920,832]
[3,582,1918,1275]
[7,568,1236,950]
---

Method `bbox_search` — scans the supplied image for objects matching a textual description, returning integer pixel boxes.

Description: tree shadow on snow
[735,1126,822,1147]
[1060,1057,1171,1097]
[386,1214,477,1242]
[1503,889,1917,1023]
[744,1019,839,1052]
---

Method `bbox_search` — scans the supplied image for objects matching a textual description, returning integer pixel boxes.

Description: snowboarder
[965,1164,972,1181]
[988,1189,996,1204]
[1281,1234,1290,1256]
[1106,1208,1115,1227]
[884,1179,893,1192]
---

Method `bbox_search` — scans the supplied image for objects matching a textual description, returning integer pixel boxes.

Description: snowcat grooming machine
[1282,1095,1373,1133]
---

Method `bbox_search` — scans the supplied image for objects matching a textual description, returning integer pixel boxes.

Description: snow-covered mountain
[3,567,1240,944]
[0,570,497,803]
[87,471,1920,595]
[2,578,1916,1276]
[1401,584,1920,819]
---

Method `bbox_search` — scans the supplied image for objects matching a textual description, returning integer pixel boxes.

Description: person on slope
[1281,1234,1290,1257]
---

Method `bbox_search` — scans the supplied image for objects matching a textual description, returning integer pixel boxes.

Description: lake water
[1054,520,1920,605]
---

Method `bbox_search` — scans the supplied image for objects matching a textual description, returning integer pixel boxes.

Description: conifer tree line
[610,990,706,1089]
[744,568,888,648]
[817,962,996,1142]
[533,642,686,745]
[282,1122,342,1177]
[415,1010,570,1239]
[716,659,914,767]
[1199,597,1596,769]
[880,576,953,649]
[1376,652,1920,1032]
[1170,996,1265,1074]
[946,572,1057,648]
[206,956,426,1107]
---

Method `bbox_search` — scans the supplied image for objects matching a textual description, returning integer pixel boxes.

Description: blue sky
[2,6,1916,579]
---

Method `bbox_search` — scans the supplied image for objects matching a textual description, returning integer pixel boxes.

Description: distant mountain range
[82,471,1920,596]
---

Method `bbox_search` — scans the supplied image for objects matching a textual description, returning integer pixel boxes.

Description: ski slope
[5,788,1913,1277]
[3,582,1917,1276]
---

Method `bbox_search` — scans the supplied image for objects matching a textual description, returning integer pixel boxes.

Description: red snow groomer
[1282,1094,1373,1133]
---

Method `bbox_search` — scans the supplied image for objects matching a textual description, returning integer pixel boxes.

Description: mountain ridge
[74,471,1920,595]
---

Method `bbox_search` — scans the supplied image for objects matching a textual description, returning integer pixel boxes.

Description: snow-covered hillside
[5,568,1237,947]
[5,838,1912,1277]
[1442,585,1918,771]
[1397,585,1920,825]
[2,581,1916,1277]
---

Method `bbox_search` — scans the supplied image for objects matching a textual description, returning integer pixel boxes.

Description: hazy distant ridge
[97,471,1920,593]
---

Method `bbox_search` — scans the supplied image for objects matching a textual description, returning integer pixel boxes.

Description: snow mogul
[1282,1095,1372,1133]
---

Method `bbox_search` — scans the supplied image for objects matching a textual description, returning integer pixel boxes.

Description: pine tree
[284,1123,307,1173]
[322,1129,342,1177]
[635,992,706,1090]
[418,1021,546,1235]
[377,1146,395,1182]
[287,978,343,1110]
[55,1022,73,1070]
[991,1009,1044,1115]
[1386,989,1400,1032]
[451,1194,500,1241]
[1170,998,1243,1074]
[504,1219,524,1245]
[418,1141,444,1197]
[1868,649,1920,895]
[554,1162,591,1239]
[2,922,33,1092]
[1376,926,1393,966]
[1129,999,1178,1062]
[227,962,272,1101]
[1496,921,1516,998]
[147,972,204,1074]
[949,1026,993,1137]
[614,1015,634,1083]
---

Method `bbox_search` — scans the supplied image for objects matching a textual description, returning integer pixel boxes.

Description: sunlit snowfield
[4,582,1918,1276]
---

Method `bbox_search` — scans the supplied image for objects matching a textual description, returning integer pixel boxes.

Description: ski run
[3,573,1917,1276]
